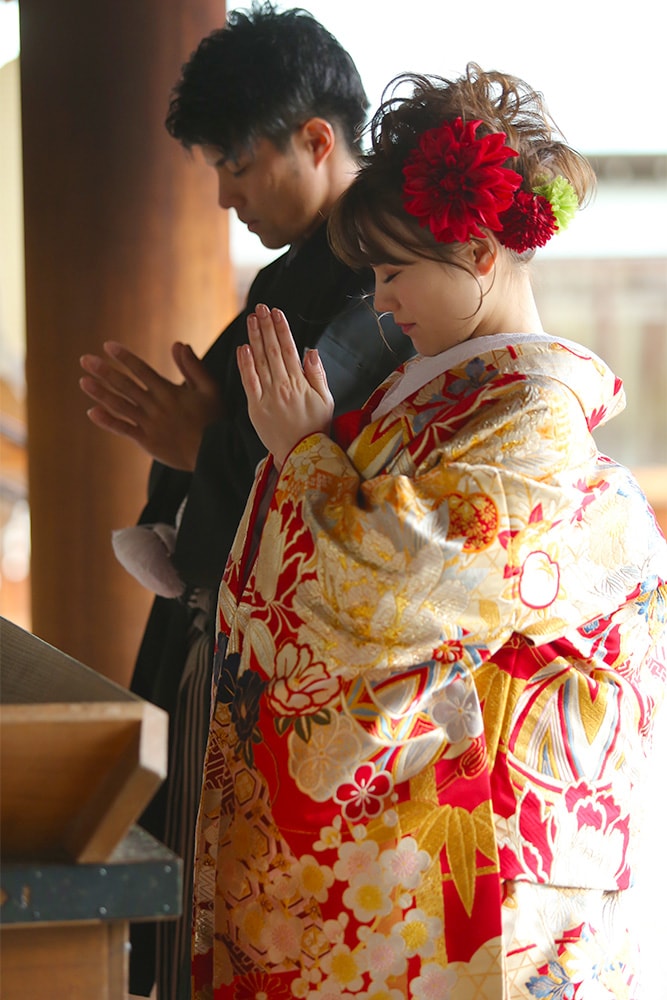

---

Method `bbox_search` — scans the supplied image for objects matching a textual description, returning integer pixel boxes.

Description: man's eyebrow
[215,148,251,169]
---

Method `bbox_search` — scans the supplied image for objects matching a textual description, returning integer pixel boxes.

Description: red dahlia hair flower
[402,117,522,244]
[498,190,558,253]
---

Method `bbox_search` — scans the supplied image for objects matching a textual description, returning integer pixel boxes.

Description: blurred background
[1,0,665,993]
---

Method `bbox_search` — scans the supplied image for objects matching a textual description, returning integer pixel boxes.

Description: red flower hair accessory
[497,189,557,252]
[402,117,522,244]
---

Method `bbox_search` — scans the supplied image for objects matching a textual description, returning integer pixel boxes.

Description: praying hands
[79,341,223,471]
[237,303,334,469]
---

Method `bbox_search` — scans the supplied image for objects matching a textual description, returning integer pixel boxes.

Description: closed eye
[372,263,406,285]
[373,267,401,285]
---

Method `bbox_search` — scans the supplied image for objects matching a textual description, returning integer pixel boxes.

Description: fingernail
[272,308,284,322]
[256,303,269,317]
[248,314,258,331]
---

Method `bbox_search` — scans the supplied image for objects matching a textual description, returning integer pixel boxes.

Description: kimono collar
[372,332,562,421]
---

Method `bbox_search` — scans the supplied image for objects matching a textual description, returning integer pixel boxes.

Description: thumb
[304,349,332,402]
[172,342,216,393]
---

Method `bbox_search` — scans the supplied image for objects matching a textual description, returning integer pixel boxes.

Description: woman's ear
[472,240,497,276]
[299,117,336,166]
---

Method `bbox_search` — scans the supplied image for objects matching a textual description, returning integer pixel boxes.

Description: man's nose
[217,176,242,211]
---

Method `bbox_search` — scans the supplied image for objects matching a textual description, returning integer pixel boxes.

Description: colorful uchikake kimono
[192,333,667,1000]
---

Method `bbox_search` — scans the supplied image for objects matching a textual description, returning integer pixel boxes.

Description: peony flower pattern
[267,640,341,718]
[499,781,631,889]
[402,117,521,244]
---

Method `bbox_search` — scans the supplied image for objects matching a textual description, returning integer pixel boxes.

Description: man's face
[200,131,327,249]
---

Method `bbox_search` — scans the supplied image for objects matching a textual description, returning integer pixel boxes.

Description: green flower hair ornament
[534,175,579,232]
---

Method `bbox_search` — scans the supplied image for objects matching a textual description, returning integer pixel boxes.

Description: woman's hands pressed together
[238,303,334,469]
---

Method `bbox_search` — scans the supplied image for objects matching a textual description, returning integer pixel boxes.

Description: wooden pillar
[19,1,234,684]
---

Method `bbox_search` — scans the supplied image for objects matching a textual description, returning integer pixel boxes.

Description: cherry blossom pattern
[334,762,394,822]
[390,908,444,960]
[430,679,484,743]
[356,926,408,982]
[379,836,431,891]
[410,961,457,1000]
[319,941,368,993]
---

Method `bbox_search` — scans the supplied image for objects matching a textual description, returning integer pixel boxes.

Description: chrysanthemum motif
[233,970,293,1000]
[402,117,522,244]
[534,174,579,231]
[498,189,557,253]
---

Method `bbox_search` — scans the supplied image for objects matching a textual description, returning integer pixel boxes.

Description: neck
[319,147,361,221]
[293,148,360,248]
[476,262,544,338]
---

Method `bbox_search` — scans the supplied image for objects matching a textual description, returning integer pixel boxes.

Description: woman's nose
[373,283,393,315]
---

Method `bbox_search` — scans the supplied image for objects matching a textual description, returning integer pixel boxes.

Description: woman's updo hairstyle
[329,63,595,270]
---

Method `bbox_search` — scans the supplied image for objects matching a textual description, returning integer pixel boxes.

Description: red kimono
[193,334,666,999]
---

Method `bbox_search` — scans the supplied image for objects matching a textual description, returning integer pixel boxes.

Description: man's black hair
[165,2,369,156]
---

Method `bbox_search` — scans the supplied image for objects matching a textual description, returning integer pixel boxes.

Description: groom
[79,4,412,998]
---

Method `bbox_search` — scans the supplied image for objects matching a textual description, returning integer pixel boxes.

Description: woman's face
[371,246,494,357]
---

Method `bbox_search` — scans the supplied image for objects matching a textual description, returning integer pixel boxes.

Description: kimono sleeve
[240,378,661,678]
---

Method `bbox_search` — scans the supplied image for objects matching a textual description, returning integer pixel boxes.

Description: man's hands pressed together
[79,341,223,471]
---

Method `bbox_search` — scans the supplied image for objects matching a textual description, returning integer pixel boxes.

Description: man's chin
[257,231,290,250]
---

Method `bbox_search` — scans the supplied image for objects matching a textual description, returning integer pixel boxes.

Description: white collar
[372,332,562,420]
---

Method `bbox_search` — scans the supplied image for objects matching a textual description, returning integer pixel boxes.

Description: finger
[103,342,171,393]
[85,404,140,438]
[246,310,272,386]
[271,308,305,380]
[79,376,142,423]
[80,354,147,406]
[304,349,333,404]
[172,342,217,393]
[254,303,291,384]
[236,344,263,405]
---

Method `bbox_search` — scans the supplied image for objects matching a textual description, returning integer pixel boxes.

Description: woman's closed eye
[372,265,401,285]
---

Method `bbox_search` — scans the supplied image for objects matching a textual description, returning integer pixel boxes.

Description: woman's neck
[475,265,544,338]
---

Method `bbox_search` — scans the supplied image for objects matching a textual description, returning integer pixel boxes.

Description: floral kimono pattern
[193,334,667,1000]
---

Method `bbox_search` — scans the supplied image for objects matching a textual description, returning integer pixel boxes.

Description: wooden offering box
[0,616,181,999]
